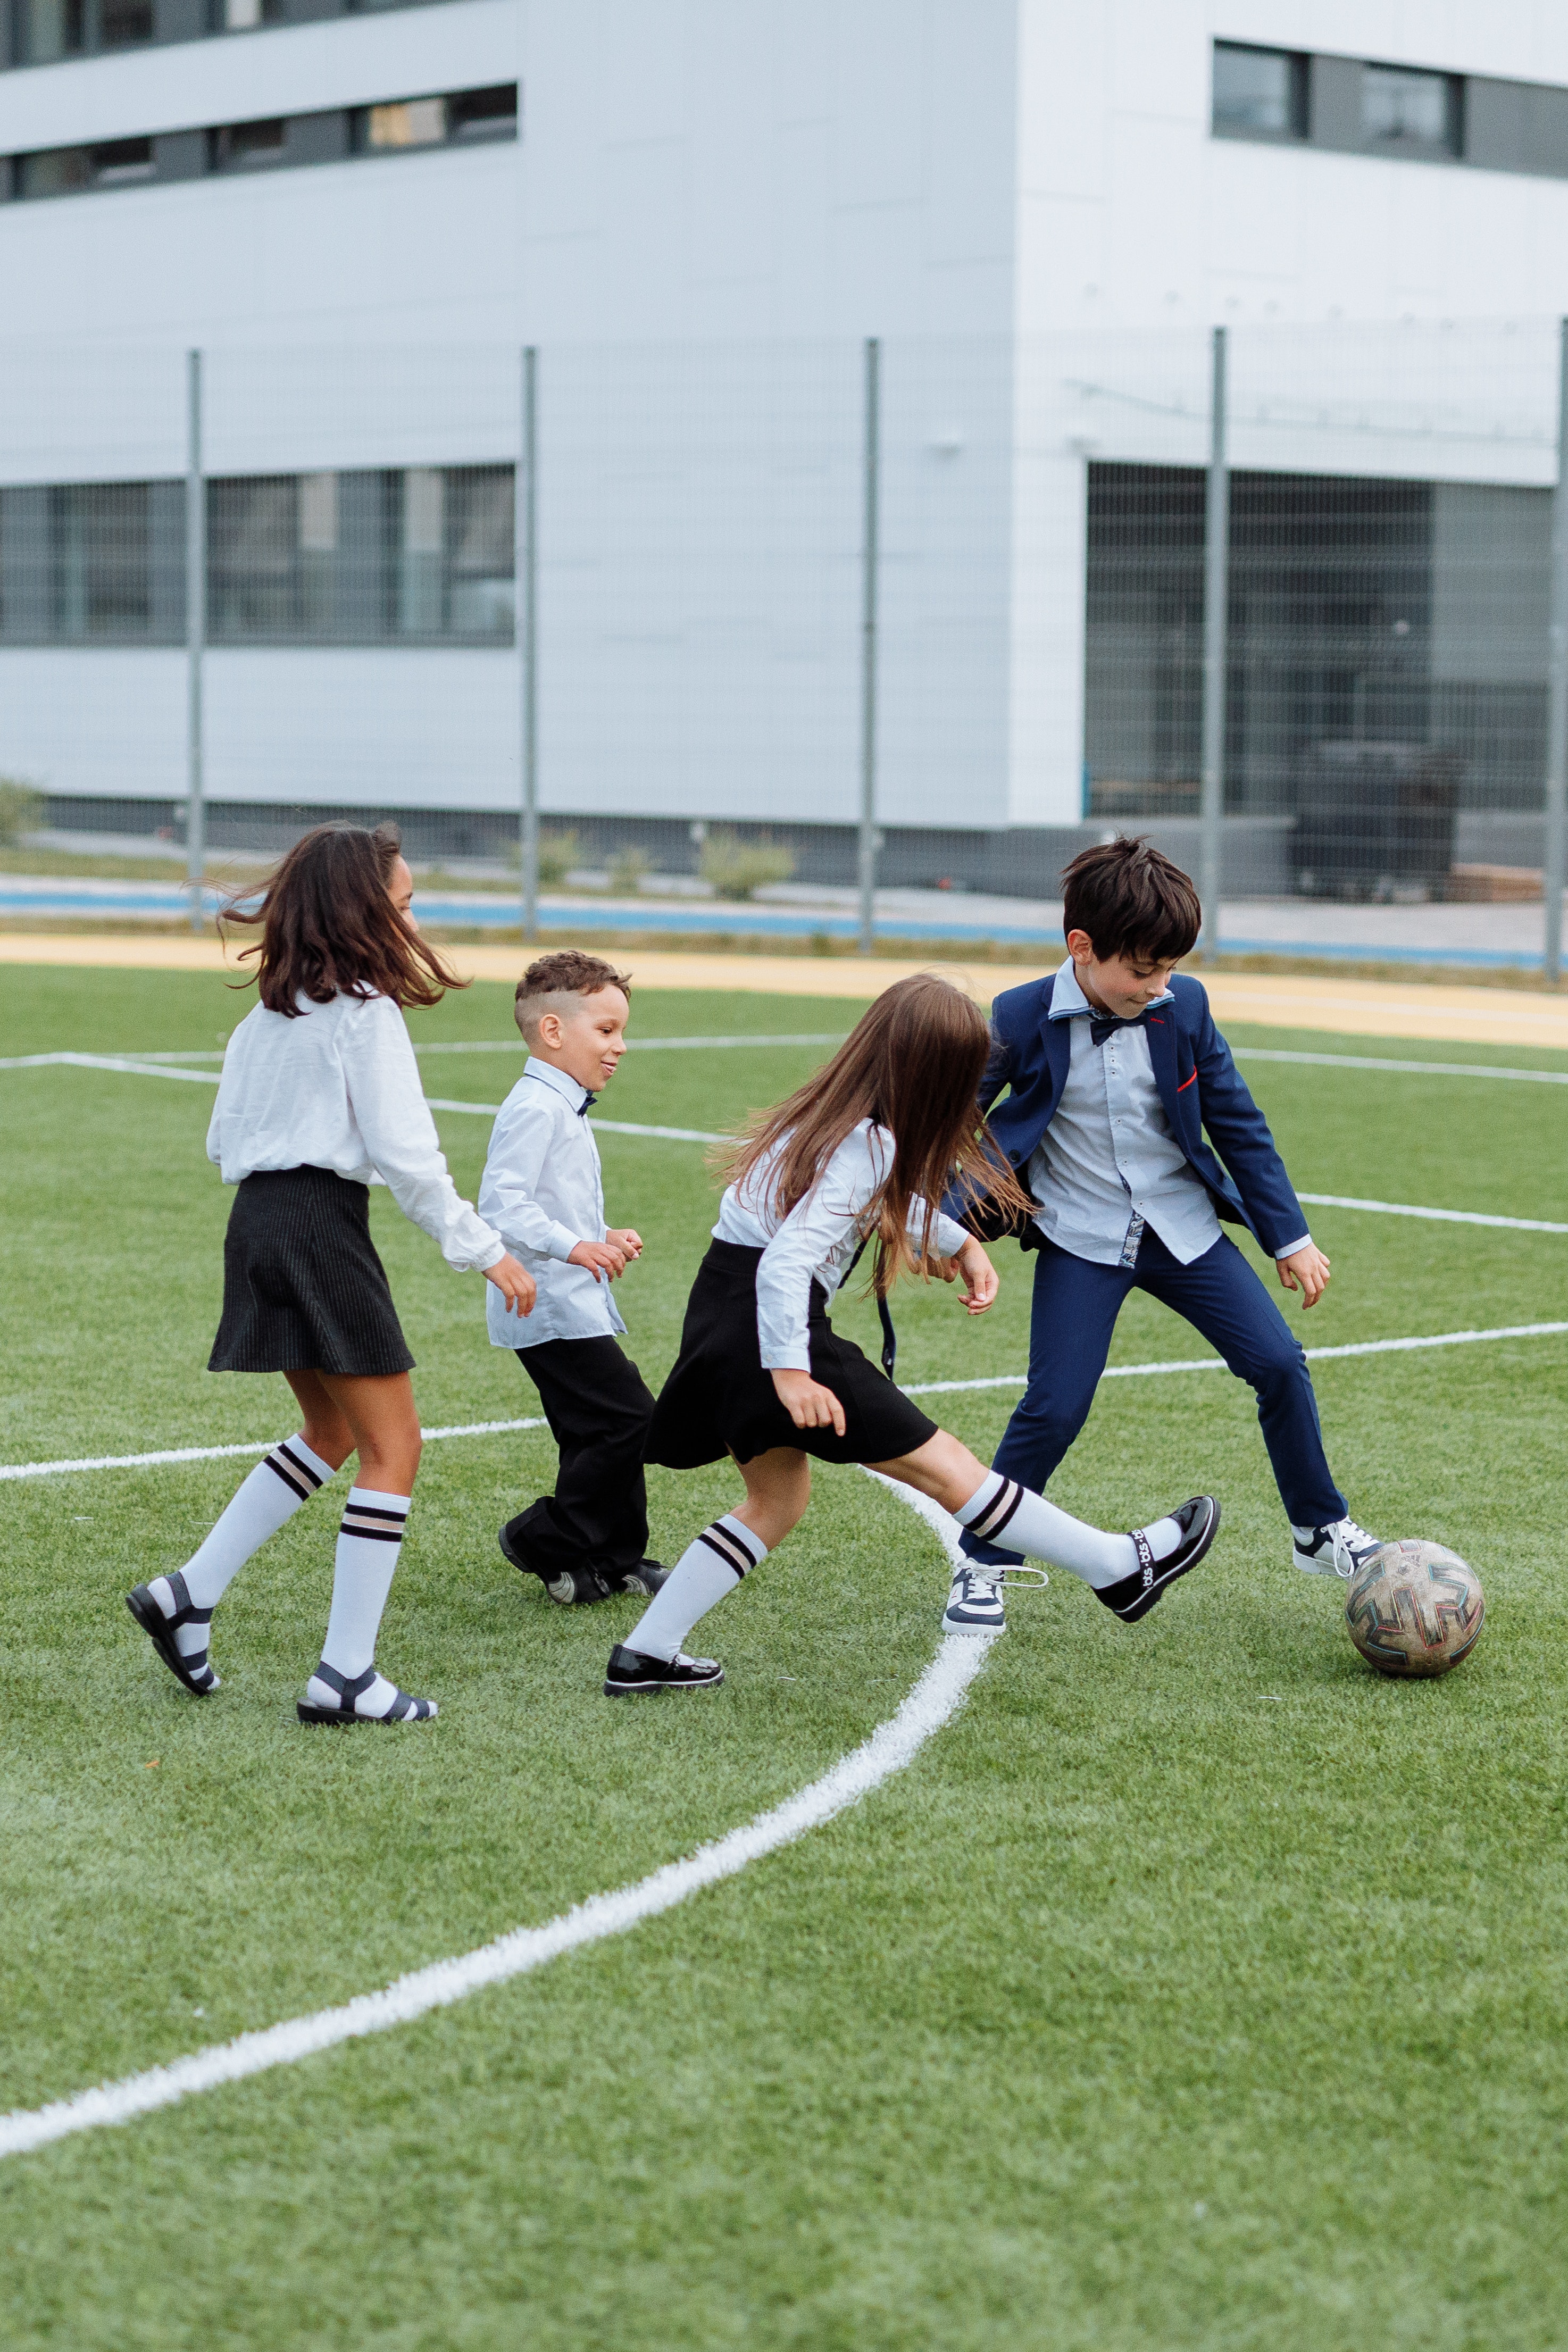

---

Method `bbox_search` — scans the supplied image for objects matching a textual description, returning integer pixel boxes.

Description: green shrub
[608,846,652,896]
[0,779,44,850]
[509,829,579,887]
[699,829,795,902]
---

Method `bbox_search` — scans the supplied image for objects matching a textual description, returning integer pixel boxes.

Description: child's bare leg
[618,1447,808,1665]
[869,1429,1188,1589]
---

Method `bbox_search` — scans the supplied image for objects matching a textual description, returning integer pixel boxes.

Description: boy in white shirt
[480,951,668,1607]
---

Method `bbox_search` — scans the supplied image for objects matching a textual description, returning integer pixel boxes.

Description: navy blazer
[959,970,1307,1261]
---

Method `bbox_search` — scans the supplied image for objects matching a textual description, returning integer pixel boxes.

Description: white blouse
[713,1118,970,1372]
[207,990,505,1274]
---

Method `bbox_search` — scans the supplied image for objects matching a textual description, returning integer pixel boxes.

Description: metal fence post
[185,348,206,933]
[518,345,539,943]
[1198,325,1229,962]
[858,336,881,958]
[1545,318,1568,987]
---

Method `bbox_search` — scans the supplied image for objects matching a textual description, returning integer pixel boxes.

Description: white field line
[0,1416,547,1486]
[1296,1191,1568,1235]
[0,1476,986,2162]
[899,1320,1568,1397]
[8,1053,1566,1227]
[415,1035,845,1056]
[7,1322,1565,1484]
[1233,1046,1568,1087]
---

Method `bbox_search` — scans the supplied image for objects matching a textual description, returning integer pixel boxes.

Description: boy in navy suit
[944,835,1378,1634]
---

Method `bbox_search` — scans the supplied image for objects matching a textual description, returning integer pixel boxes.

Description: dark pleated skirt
[208,1165,415,1377]
[646,1239,938,1470]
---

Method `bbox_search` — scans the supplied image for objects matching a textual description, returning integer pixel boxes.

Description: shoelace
[1329,1517,1378,1578]
[957,1567,1003,1602]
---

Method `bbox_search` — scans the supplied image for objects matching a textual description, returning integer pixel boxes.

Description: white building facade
[4,1,1568,881]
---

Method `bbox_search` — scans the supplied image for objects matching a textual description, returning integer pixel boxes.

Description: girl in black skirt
[605,973,1218,1695]
[126,824,533,1724]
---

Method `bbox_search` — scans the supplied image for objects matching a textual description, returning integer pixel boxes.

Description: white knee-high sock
[623,1515,766,1662]
[955,1473,1183,1591]
[318,1488,410,1692]
[151,1437,336,1659]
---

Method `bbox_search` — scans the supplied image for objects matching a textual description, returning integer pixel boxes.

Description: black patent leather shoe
[603,1643,724,1696]
[1096,1496,1220,1624]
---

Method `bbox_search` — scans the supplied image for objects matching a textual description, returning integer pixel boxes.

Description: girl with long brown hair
[126,823,534,1725]
[605,972,1217,1695]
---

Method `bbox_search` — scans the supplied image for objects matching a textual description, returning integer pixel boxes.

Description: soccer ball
[1344,1540,1484,1678]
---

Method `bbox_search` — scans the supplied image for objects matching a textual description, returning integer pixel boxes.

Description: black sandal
[297,1662,437,1725]
[126,1572,219,1696]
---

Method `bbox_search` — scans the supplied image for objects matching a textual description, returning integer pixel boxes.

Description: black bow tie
[578,1091,598,1115]
[1089,1013,1146,1048]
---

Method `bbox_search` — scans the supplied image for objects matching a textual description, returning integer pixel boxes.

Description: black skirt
[208,1165,415,1378]
[646,1239,939,1470]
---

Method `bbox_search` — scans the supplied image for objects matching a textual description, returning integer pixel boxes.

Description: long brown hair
[720,972,1029,1295]
[223,822,464,1016]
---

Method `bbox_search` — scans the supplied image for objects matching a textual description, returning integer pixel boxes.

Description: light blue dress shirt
[1026,962,1224,1270]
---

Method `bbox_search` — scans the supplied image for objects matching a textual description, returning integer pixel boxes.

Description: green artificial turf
[2,961,1567,2349]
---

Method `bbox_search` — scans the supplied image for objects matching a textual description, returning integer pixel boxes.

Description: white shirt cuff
[543,1223,584,1262]
[1274,1235,1312,1261]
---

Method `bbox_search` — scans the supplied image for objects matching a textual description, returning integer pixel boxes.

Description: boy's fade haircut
[1061,835,1202,965]
[513,949,633,1042]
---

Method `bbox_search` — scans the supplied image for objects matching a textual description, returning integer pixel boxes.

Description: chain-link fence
[2,323,1566,965]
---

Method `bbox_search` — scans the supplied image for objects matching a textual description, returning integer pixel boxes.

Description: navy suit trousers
[960,1229,1346,1563]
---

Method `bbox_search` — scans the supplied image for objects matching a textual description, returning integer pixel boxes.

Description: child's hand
[1277,1242,1331,1309]
[485,1253,537,1316]
[954,1237,998,1315]
[771,1368,847,1437]
[570,1238,628,1283]
[606,1228,644,1261]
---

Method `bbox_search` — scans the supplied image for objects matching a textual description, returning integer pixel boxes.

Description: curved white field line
[0,1480,987,2163]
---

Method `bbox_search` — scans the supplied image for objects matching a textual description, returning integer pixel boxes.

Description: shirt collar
[1049,962,1173,1022]
[523,1055,590,1112]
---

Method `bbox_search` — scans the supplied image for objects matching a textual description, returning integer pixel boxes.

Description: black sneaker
[498,1522,614,1606]
[603,1643,724,1696]
[608,1559,669,1597]
[1095,1496,1220,1624]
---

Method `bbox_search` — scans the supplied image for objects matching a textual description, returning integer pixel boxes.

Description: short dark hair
[225,821,464,1016]
[513,949,632,1041]
[1061,836,1201,963]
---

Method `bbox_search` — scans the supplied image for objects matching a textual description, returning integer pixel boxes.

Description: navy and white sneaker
[1095,1496,1220,1624]
[942,1564,1007,1634]
[1292,1515,1381,1579]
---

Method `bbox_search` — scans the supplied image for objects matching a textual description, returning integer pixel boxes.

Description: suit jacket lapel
[1041,975,1071,1110]
[1142,1006,1183,1130]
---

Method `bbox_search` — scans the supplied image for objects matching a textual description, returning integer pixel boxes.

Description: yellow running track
[3,931,1567,1050]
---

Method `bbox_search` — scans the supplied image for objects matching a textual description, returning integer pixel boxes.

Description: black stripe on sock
[339,1522,406,1543]
[341,1502,409,1525]
[278,1439,325,1491]
[979,1480,1025,1543]
[698,1525,754,1579]
[264,1446,316,1502]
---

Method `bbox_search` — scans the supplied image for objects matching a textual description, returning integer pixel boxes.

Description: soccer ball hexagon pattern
[1344,1539,1486,1679]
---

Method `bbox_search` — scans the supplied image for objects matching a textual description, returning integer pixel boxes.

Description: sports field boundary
[5,1322,1564,1484]
[6,1049,1565,1235]
[0,1480,988,2163]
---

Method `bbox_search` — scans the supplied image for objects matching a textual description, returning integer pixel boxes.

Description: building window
[0,480,184,642]
[1212,43,1307,140]
[354,85,518,153]
[18,135,154,196]
[1362,63,1461,154]
[211,118,286,171]
[14,0,153,59]
[207,465,514,643]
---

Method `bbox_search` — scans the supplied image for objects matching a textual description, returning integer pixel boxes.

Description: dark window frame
[1211,41,1309,145]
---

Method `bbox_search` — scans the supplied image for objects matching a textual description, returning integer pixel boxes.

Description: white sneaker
[1291,1516,1382,1579]
[943,1564,1007,1634]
